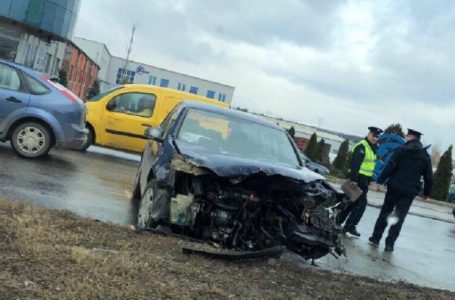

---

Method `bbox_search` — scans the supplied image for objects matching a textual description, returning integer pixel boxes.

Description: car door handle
[5,96,22,103]
[142,123,153,127]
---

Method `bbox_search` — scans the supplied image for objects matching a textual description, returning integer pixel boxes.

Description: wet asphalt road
[0,143,139,226]
[1,143,454,292]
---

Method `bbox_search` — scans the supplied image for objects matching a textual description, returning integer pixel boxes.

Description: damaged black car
[132,102,346,260]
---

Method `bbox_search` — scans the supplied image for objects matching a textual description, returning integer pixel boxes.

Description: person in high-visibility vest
[337,126,383,237]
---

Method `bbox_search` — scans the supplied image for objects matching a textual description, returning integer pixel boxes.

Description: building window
[52,57,61,76]
[44,54,52,73]
[189,86,199,94]
[206,90,215,99]
[177,82,186,91]
[35,47,47,70]
[160,78,169,87]
[24,44,38,68]
[218,93,226,102]
[0,24,21,61]
[148,75,157,85]
[116,68,135,84]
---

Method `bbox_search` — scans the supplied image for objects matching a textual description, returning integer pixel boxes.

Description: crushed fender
[171,155,209,176]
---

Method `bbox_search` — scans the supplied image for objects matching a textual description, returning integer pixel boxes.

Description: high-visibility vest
[353,139,376,177]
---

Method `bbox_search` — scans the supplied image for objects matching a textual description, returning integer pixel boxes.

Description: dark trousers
[372,189,414,245]
[337,175,370,229]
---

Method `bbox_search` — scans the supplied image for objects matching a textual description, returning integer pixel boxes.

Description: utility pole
[121,24,136,84]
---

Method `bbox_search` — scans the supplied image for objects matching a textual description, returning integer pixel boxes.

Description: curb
[366,202,455,224]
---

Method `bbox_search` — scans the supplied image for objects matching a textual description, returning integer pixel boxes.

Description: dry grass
[0,198,453,299]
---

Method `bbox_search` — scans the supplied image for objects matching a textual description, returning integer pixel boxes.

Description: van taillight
[41,75,78,103]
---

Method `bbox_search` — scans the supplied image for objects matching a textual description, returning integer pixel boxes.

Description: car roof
[0,58,42,77]
[179,101,283,130]
[121,84,228,107]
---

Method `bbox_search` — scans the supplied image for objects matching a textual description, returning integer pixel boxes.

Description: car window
[0,63,22,91]
[87,85,124,102]
[107,92,156,118]
[160,106,180,136]
[177,109,300,167]
[22,73,50,95]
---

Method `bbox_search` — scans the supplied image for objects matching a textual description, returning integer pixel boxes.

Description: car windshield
[300,151,311,162]
[86,86,124,101]
[176,109,300,168]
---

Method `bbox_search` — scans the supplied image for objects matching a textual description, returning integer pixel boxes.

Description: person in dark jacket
[337,126,383,237]
[369,129,433,251]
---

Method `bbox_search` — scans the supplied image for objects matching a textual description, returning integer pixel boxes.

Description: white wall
[73,37,110,84]
[73,37,235,104]
[106,56,234,104]
[256,114,351,153]
[14,32,65,77]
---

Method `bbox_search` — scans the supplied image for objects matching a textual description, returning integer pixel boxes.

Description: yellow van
[81,84,229,153]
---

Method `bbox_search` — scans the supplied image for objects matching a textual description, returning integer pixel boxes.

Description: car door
[101,91,160,152]
[0,63,30,132]
[139,105,181,194]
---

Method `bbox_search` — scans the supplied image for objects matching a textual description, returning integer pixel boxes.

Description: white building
[256,114,355,154]
[0,0,81,78]
[71,37,111,89]
[2,24,66,77]
[73,37,235,104]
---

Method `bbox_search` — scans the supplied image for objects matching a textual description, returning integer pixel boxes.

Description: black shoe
[385,244,394,252]
[368,236,380,246]
[343,226,361,237]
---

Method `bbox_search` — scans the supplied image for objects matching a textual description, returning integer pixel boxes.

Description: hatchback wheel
[11,122,52,158]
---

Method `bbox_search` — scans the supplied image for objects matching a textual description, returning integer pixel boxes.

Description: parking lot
[1,143,454,292]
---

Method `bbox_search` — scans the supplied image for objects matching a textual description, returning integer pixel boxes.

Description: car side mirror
[106,100,116,111]
[144,127,163,142]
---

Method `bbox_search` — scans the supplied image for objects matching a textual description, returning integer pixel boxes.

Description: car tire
[79,126,93,152]
[137,180,158,229]
[11,122,52,158]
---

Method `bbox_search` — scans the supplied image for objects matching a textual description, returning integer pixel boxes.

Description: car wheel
[11,122,52,158]
[137,180,157,229]
[79,126,93,151]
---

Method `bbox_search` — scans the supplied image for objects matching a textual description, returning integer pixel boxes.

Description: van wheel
[11,122,52,158]
[79,127,93,151]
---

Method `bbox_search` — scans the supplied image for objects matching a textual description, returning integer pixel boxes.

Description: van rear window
[86,86,124,102]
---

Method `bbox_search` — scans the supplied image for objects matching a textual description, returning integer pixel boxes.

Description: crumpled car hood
[175,140,325,183]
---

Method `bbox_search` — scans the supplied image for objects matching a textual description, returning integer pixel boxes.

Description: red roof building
[62,42,100,99]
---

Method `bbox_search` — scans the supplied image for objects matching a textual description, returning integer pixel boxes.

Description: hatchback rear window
[23,73,50,95]
[86,85,124,102]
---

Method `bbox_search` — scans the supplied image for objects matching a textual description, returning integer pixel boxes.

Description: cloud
[74,0,455,149]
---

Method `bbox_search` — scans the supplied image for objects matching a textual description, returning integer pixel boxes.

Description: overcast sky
[74,0,455,151]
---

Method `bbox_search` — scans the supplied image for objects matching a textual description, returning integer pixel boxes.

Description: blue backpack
[373,133,431,181]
